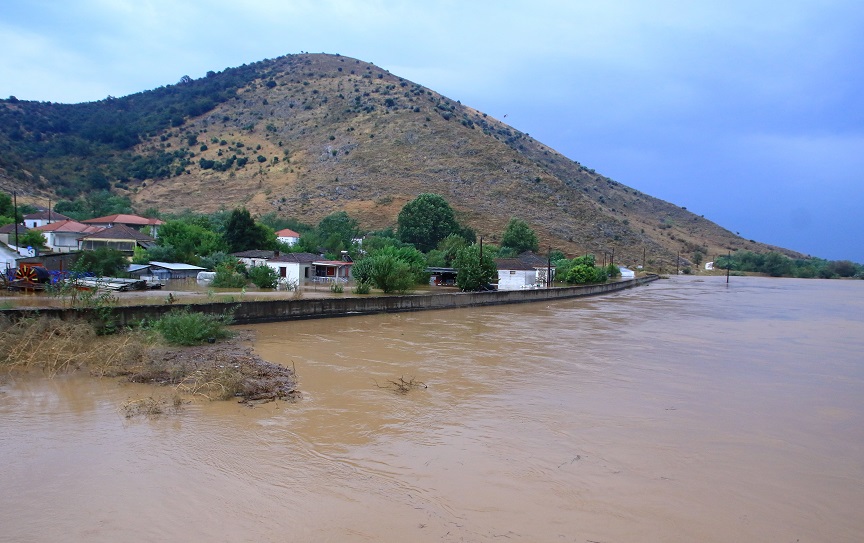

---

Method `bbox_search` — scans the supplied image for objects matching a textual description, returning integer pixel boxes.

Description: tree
[156,219,226,263]
[54,191,134,220]
[317,211,359,253]
[453,244,497,291]
[397,194,460,252]
[224,208,275,253]
[368,253,415,293]
[20,230,47,250]
[0,192,18,223]
[74,247,127,277]
[500,218,538,255]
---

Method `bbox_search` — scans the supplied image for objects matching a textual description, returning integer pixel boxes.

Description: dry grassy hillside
[111,53,796,267]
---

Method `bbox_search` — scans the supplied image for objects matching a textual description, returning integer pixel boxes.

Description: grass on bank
[0,310,283,409]
[148,308,234,346]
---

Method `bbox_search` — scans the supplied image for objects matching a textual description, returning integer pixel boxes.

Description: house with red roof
[31,220,104,253]
[81,214,164,238]
[275,228,301,247]
[78,224,156,254]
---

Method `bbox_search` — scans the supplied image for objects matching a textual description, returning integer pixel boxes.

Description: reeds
[0,317,146,376]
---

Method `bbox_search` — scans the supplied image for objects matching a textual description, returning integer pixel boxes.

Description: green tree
[367,253,415,293]
[500,217,539,255]
[74,247,128,277]
[20,230,47,250]
[453,244,497,291]
[211,261,248,288]
[397,193,460,252]
[763,252,792,277]
[317,211,360,253]
[156,219,226,263]
[223,208,275,253]
[0,192,20,223]
[54,191,134,220]
[248,264,279,289]
[565,264,607,284]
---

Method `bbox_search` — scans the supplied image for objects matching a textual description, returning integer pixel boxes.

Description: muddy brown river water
[2,276,863,542]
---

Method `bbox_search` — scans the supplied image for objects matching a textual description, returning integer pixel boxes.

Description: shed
[147,261,206,279]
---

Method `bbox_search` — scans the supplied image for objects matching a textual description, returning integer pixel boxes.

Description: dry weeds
[1,318,298,407]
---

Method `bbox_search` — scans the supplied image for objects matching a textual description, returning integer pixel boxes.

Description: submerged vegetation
[0,312,296,409]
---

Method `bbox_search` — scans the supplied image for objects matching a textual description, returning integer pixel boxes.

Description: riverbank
[1,275,658,326]
[0,318,297,404]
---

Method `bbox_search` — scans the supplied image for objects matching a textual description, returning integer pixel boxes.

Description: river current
[1,276,863,542]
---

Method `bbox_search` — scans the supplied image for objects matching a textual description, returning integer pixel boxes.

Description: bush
[152,309,233,346]
[352,280,371,294]
[329,282,344,293]
[211,262,247,288]
[248,264,278,289]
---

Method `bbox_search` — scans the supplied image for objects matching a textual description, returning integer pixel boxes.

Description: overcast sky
[2,0,862,262]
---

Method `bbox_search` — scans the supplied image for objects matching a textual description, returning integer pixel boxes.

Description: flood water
[2,276,863,542]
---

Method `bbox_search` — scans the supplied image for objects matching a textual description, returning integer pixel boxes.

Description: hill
[0,53,801,268]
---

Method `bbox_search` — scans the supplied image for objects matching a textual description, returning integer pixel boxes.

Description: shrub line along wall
[2,276,658,326]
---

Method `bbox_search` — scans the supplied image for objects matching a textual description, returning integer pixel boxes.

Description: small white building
[618,267,636,279]
[275,228,301,247]
[495,252,555,291]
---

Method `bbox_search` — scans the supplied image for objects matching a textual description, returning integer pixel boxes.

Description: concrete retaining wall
[2,275,658,326]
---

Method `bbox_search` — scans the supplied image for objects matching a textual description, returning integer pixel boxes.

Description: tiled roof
[0,223,28,234]
[494,258,538,271]
[270,252,320,263]
[23,210,73,221]
[275,228,301,238]
[78,223,155,242]
[32,220,103,234]
[495,252,555,271]
[82,214,164,226]
[232,250,276,259]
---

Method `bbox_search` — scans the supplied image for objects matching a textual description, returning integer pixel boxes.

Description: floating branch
[373,375,427,394]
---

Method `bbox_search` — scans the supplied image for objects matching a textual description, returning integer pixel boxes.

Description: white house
[22,210,72,229]
[267,252,321,286]
[31,220,104,253]
[275,228,301,247]
[495,252,555,291]
[233,250,321,286]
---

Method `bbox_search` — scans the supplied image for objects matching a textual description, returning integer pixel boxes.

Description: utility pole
[547,246,551,289]
[13,191,19,250]
[642,247,646,270]
[726,251,731,284]
[676,251,680,275]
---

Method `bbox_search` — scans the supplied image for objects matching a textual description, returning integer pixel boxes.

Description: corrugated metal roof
[148,261,206,271]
